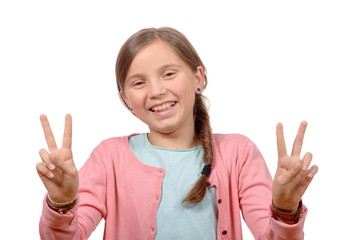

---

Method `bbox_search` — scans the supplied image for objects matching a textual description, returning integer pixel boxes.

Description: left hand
[272,121,318,211]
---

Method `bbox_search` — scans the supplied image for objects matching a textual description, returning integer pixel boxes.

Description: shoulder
[90,134,139,156]
[96,134,139,148]
[212,133,250,143]
[212,133,262,163]
[82,134,140,171]
[211,134,267,180]
[212,133,253,150]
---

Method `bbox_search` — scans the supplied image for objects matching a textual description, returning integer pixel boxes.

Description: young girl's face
[121,40,204,136]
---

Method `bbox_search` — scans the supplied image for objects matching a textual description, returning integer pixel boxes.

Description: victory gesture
[272,121,318,211]
[36,114,79,204]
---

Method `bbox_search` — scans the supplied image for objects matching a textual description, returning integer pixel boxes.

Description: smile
[150,102,176,112]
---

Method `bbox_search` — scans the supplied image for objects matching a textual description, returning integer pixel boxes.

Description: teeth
[151,102,175,112]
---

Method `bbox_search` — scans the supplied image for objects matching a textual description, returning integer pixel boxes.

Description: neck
[147,126,200,150]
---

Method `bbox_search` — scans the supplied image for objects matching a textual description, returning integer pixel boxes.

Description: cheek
[126,93,147,118]
[174,74,196,92]
[176,85,196,107]
[178,80,196,98]
[126,92,142,107]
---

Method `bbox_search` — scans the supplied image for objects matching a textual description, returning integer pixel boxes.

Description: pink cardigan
[40,134,307,239]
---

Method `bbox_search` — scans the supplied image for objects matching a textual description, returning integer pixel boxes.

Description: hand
[36,114,79,203]
[272,121,318,211]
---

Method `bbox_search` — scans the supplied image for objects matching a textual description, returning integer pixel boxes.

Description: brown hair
[115,27,213,204]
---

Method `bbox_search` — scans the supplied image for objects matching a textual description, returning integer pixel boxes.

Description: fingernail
[48,172,54,178]
[48,163,55,170]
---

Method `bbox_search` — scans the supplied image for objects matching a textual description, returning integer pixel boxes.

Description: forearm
[39,195,83,240]
[264,204,307,240]
[39,151,106,240]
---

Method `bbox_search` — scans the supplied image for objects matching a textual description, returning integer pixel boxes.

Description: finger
[301,152,313,171]
[288,160,303,178]
[36,162,54,179]
[294,164,318,197]
[62,114,72,149]
[40,114,58,151]
[276,123,287,158]
[49,152,76,177]
[306,165,318,179]
[39,148,56,170]
[291,121,307,157]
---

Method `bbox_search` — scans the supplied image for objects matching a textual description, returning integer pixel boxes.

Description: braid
[183,94,213,204]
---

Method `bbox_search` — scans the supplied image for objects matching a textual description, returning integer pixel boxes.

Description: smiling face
[121,40,204,138]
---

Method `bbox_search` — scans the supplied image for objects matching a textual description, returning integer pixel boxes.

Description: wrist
[272,197,299,212]
[271,199,303,224]
[47,194,78,214]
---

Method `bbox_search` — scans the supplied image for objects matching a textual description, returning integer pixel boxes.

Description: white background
[0,0,359,239]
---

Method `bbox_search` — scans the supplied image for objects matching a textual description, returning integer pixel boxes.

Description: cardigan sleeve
[238,138,307,240]
[39,146,107,240]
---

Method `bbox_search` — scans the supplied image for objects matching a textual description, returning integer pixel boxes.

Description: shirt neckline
[143,133,202,152]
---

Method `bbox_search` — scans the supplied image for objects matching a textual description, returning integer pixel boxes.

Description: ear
[194,66,205,94]
[120,90,131,110]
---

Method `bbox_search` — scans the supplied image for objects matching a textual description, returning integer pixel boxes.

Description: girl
[37,27,318,239]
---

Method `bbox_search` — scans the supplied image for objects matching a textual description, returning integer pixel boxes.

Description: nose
[148,79,166,98]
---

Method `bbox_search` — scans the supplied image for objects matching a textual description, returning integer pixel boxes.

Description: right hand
[36,114,79,203]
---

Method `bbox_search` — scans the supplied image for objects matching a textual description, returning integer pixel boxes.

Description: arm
[37,115,106,239]
[39,153,106,239]
[238,139,306,240]
[272,122,318,211]
[239,122,317,239]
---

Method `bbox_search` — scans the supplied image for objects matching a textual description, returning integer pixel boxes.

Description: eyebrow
[126,64,183,81]
[126,73,144,82]
[159,64,183,71]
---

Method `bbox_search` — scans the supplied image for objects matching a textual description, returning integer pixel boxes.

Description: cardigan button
[222,230,227,235]
[218,199,222,204]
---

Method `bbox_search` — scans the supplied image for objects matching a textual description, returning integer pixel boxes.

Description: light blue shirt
[129,133,218,240]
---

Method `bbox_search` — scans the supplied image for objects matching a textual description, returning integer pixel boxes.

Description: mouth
[149,101,176,112]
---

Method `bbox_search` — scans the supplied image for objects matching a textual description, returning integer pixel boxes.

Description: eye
[132,80,145,88]
[163,72,176,78]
